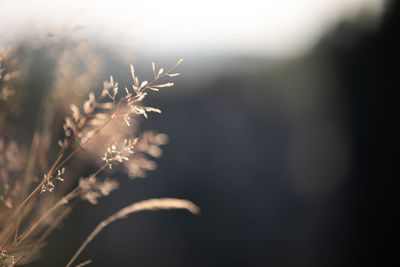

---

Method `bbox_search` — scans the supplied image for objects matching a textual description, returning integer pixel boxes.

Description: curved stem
[66,198,198,267]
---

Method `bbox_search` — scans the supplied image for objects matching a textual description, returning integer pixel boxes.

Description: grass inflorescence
[0,45,198,266]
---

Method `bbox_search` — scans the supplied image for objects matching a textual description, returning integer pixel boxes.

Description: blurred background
[0,0,398,266]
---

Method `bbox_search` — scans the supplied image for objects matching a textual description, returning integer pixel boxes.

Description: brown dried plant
[0,46,198,267]
[0,48,23,135]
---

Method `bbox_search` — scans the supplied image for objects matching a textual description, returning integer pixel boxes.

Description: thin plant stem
[2,154,64,225]
[18,163,108,243]
[66,198,199,267]
[16,205,73,264]
[75,259,92,267]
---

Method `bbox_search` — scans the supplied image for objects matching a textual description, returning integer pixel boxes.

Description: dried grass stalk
[74,259,92,267]
[66,198,199,267]
[1,47,195,266]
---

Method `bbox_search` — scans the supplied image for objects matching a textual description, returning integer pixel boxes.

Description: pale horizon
[0,0,386,58]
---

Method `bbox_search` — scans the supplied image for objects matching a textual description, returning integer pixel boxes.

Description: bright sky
[0,0,385,57]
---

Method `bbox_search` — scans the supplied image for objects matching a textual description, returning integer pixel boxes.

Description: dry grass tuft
[0,41,196,266]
